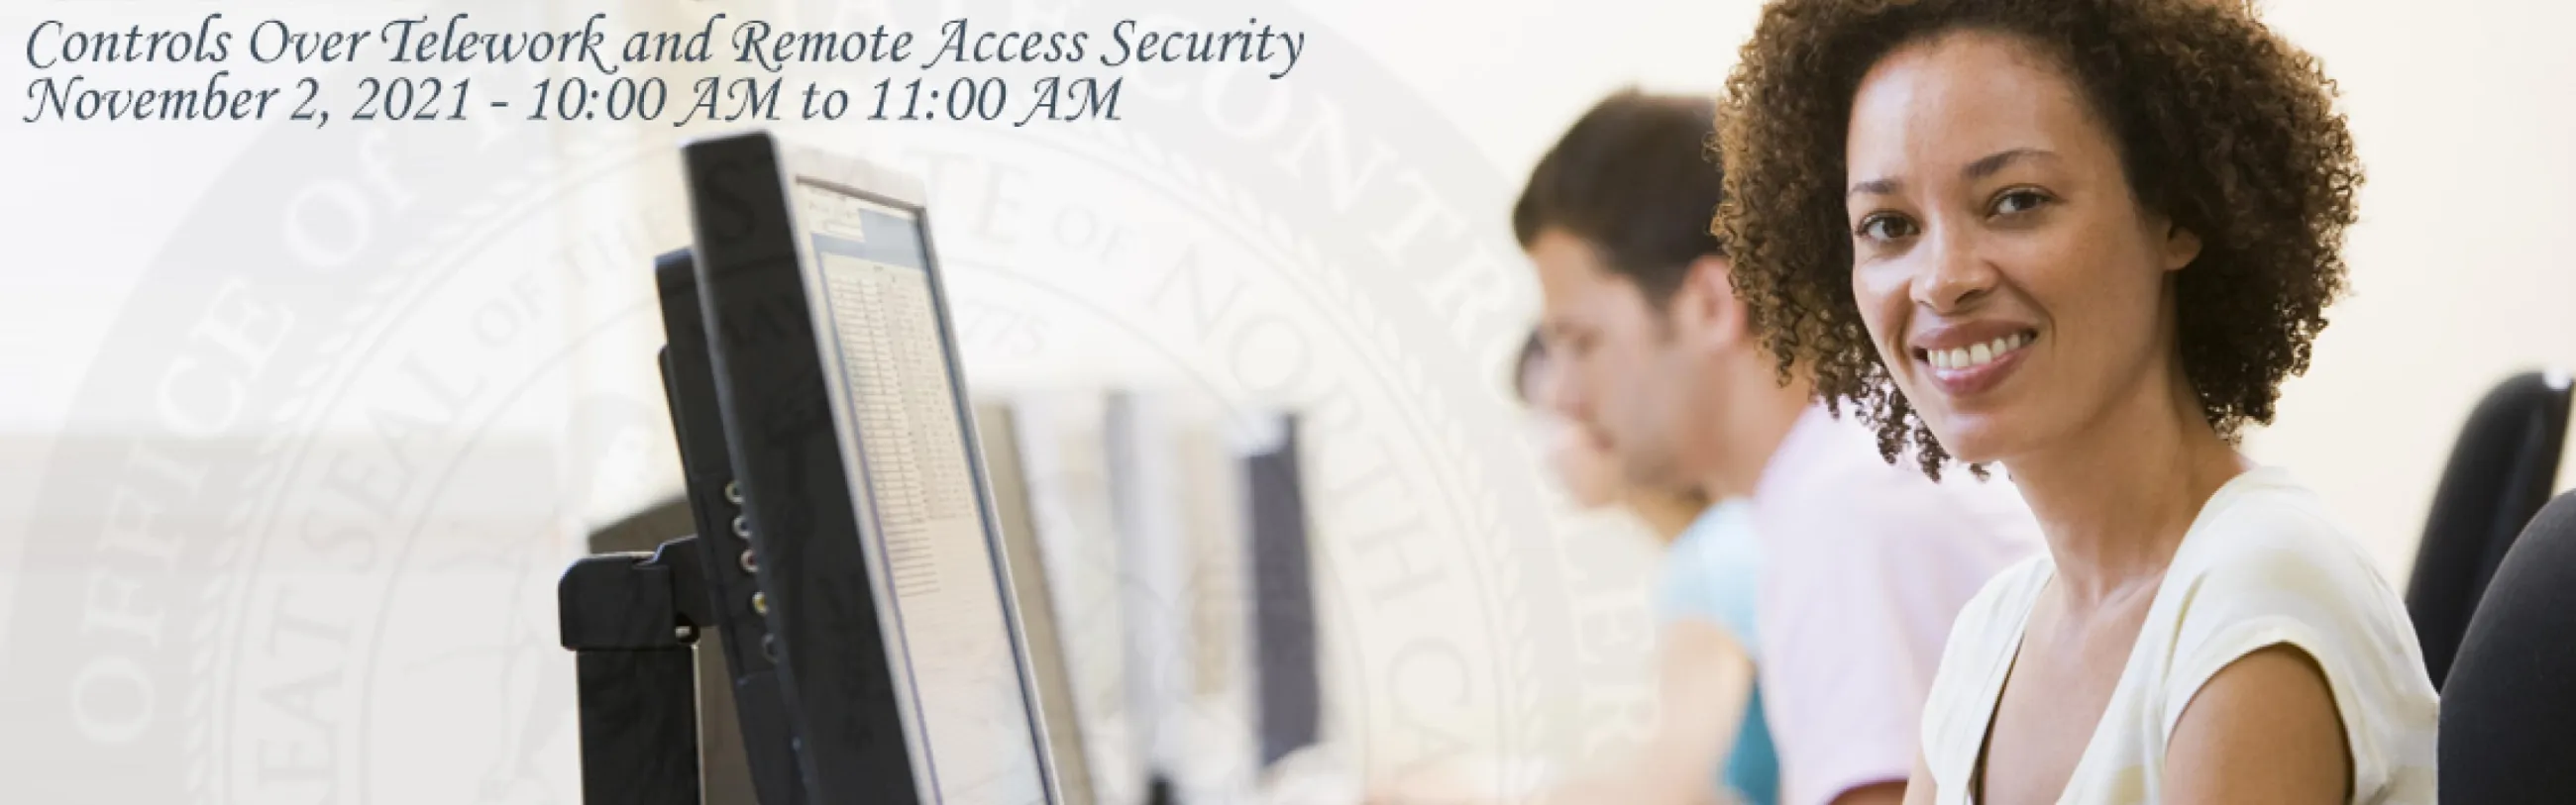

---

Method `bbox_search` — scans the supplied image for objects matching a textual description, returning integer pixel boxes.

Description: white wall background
[3,0,2573,800]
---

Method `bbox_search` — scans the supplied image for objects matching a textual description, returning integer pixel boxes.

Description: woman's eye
[1992,188,2051,216]
[1856,214,1918,242]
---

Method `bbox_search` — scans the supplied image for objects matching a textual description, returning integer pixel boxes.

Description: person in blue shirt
[1657,498,1779,805]
[1514,331,1779,805]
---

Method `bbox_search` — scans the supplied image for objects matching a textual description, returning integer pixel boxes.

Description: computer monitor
[1239,415,1321,769]
[651,247,804,805]
[679,132,1065,804]
[975,401,1100,805]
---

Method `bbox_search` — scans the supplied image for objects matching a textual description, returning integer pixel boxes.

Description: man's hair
[1513,89,1728,309]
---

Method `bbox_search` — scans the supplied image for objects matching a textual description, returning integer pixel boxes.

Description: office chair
[2405,370,2571,689]
[2438,489,2576,803]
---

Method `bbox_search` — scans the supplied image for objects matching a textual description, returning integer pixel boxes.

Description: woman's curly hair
[1712,0,2361,477]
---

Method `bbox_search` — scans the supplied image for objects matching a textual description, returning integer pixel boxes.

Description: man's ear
[1678,254,1747,347]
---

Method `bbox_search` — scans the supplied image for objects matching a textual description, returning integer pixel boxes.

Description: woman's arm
[2162,644,2348,804]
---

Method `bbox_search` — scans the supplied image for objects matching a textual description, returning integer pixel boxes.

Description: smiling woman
[1712,1,2437,804]
[1717,2,2360,478]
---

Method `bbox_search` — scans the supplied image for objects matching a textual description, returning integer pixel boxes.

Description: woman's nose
[1910,226,2000,313]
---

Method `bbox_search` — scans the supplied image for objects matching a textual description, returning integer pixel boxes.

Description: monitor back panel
[652,248,807,805]
[681,133,921,803]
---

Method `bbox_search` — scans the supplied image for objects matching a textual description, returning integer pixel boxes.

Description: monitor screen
[794,178,1049,804]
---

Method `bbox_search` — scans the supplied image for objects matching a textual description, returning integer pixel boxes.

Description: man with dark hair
[1515,90,2039,805]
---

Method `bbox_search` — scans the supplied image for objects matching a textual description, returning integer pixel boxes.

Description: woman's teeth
[1928,333,2030,370]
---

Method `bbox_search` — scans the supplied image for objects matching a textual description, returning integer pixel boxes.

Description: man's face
[1528,229,1704,490]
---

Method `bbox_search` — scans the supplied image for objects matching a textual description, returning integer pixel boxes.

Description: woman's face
[1842,30,2200,465]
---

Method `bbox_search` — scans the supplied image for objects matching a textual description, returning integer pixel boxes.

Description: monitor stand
[558,535,717,805]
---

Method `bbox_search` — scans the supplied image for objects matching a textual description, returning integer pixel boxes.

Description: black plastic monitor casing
[677,131,1063,804]
[652,249,806,805]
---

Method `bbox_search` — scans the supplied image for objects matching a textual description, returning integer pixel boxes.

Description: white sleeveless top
[1920,467,2438,804]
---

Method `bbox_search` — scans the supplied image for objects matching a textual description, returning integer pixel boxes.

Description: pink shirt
[1750,407,2041,805]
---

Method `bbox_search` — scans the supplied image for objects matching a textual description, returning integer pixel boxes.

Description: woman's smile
[1911,323,2040,398]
